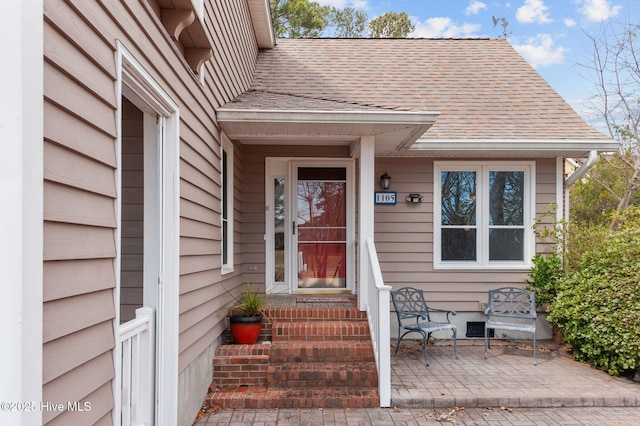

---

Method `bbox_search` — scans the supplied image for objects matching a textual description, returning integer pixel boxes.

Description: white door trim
[115,42,181,426]
[265,158,355,294]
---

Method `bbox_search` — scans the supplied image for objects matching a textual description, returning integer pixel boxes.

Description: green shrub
[525,252,563,306]
[547,207,640,376]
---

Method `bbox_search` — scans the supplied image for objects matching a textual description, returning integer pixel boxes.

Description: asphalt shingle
[228,38,610,142]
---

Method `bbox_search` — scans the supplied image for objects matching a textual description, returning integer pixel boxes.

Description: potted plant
[227,284,269,344]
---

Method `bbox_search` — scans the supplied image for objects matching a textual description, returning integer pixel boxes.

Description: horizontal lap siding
[43,1,118,421]
[43,0,259,423]
[375,158,557,311]
[535,158,559,254]
[176,0,258,371]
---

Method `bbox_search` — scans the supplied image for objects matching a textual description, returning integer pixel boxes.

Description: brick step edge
[269,341,374,363]
[267,362,378,388]
[205,387,380,409]
[272,322,371,342]
[263,306,368,322]
[214,343,271,357]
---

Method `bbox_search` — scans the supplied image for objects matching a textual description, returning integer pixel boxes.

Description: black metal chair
[391,287,458,366]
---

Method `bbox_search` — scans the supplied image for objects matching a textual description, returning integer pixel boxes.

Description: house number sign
[374,191,397,205]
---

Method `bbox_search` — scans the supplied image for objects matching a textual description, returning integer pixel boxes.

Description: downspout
[565,150,598,187]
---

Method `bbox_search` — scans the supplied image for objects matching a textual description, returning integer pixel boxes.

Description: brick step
[212,344,271,387]
[268,362,378,388]
[264,306,368,322]
[269,341,375,364]
[205,386,380,409]
[272,321,371,342]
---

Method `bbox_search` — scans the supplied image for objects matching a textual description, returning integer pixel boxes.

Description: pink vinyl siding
[374,158,557,311]
[43,0,260,423]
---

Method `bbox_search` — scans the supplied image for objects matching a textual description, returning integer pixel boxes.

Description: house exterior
[4,0,616,425]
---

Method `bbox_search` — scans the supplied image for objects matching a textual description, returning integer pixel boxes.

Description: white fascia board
[411,138,618,152]
[217,109,440,125]
[247,0,276,48]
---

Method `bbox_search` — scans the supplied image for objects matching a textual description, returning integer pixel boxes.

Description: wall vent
[466,321,494,338]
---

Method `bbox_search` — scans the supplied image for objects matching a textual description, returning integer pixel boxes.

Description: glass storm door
[295,167,348,290]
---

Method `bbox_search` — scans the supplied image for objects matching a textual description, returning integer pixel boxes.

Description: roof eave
[410,138,618,157]
[247,0,275,49]
[217,108,440,151]
[217,109,440,126]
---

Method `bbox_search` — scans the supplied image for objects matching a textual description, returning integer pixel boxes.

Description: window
[434,162,535,269]
[221,137,234,273]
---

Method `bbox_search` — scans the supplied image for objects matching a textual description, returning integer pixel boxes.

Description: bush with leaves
[525,252,563,307]
[547,207,640,376]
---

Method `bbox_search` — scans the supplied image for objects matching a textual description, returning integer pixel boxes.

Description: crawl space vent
[466,321,494,338]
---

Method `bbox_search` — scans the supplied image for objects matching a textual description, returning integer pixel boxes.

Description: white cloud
[564,18,577,27]
[465,1,488,16]
[411,17,482,38]
[577,0,622,22]
[516,0,552,24]
[512,34,569,67]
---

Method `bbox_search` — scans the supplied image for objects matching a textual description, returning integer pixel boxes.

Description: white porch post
[0,1,44,424]
[358,136,375,311]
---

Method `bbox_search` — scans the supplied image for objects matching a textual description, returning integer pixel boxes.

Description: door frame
[265,157,355,294]
[115,42,180,425]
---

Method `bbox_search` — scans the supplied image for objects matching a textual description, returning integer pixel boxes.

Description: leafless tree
[582,20,640,229]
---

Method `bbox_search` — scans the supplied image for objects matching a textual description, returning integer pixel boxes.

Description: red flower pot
[229,314,262,344]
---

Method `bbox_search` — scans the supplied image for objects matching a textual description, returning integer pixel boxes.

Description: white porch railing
[118,307,155,426]
[364,237,391,407]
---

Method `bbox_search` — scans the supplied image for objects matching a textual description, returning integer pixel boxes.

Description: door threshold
[292,289,353,295]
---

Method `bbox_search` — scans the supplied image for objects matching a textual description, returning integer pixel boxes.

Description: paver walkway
[195,406,640,425]
[195,339,640,425]
[391,341,639,408]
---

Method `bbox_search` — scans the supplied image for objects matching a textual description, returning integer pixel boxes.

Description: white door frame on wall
[115,41,180,426]
[265,158,355,295]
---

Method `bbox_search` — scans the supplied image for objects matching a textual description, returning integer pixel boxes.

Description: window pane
[441,228,476,261]
[489,171,524,226]
[489,229,524,260]
[222,221,228,264]
[222,151,228,220]
[298,243,346,288]
[441,171,476,226]
[274,178,285,283]
[297,182,346,227]
[298,167,346,181]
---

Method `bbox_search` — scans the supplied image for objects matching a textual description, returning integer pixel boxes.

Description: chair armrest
[429,308,457,322]
[415,313,428,324]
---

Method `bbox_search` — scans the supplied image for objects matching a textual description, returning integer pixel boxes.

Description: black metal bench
[484,287,537,365]
[391,287,458,366]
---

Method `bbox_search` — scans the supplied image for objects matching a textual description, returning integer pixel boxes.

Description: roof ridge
[276,37,496,41]
[246,89,407,112]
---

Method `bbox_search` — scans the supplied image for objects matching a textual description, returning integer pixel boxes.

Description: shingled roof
[219,38,614,155]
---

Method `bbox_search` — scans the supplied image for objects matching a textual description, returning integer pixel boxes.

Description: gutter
[565,150,598,187]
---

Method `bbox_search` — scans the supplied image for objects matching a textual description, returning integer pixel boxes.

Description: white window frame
[434,161,535,270]
[221,135,234,274]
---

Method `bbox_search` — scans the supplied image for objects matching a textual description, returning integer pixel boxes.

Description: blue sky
[316,0,639,131]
